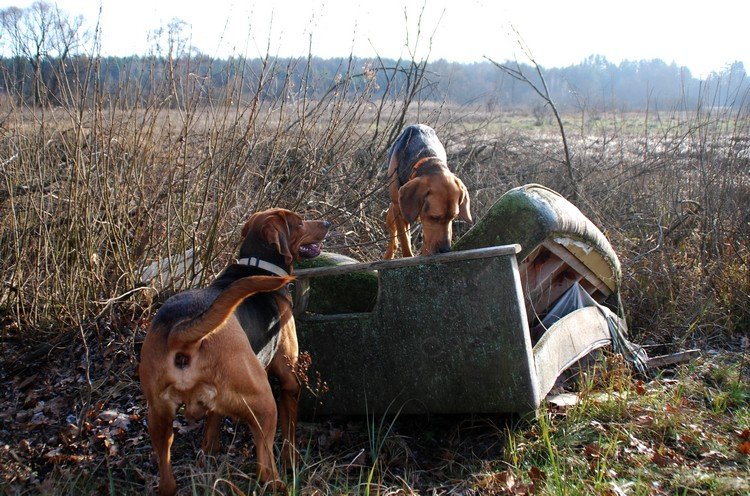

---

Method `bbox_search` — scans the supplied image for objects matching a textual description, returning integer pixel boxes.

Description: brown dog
[384,124,472,258]
[139,208,330,495]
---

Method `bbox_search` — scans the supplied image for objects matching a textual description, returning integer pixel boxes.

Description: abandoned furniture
[293,184,646,416]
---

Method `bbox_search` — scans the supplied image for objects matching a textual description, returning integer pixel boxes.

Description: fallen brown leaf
[528,466,546,484]
[651,451,672,467]
[634,380,647,395]
[584,442,601,458]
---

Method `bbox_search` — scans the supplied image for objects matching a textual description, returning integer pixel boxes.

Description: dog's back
[149,288,218,333]
[389,124,448,186]
[149,278,283,367]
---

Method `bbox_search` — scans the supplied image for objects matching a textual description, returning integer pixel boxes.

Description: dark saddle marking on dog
[214,264,284,368]
[390,124,448,186]
[235,293,281,368]
[151,264,285,369]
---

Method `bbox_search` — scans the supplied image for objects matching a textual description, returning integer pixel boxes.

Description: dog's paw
[158,475,178,496]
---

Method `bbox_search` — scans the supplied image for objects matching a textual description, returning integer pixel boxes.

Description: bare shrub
[0,42,439,341]
[0,25,748,352]
[568,85,750,346]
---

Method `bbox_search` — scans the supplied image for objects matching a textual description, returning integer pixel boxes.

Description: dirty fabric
[534,283,649,376]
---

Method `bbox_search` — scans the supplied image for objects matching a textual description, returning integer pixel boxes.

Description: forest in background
[2,53,748,112]
[1,2,748,112]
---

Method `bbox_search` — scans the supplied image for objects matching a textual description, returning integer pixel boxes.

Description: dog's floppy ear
[398,178,428,224]
[455,177,473,224]
[241,218,254,238]
[261,214,293,266]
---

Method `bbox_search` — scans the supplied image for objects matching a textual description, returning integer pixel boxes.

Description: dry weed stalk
[0,41,436,339]
[0,19,748,352]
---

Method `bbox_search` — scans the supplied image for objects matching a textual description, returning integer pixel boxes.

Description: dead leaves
[738,429,750,455]
[650,447,683,468]
[528,466,546,486]
[634,380,647,396]
[1,325,747,496]
[474,467,546,495]
[0,328,149,492]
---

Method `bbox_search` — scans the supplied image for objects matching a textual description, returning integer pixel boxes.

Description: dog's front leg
[269,354,301,471]
[148,405,177,496]
[384,203,400,259]
[394,209,413,257]
[384,203,413,258]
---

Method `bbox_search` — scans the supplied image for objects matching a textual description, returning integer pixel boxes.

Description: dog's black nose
[322,220,331,229]
[438,245,451,254]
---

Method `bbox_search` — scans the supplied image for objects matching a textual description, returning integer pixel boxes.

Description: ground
[1,320,748,495]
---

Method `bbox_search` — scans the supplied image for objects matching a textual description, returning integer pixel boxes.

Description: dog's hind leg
[148,405,177,496]
[244,394,284,490]
[233,379,284,491]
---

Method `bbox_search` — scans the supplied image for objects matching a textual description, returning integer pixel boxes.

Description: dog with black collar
[139,208,330,495]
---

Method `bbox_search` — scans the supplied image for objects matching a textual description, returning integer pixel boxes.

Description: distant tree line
[1,1,748,112]
[434,56,748,112]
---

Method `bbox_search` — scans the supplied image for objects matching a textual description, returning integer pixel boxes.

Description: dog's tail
[167,275,294,349]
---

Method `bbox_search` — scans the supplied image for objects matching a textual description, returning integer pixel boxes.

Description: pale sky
[2,0,748,78]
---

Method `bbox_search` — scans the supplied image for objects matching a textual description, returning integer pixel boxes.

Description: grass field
[1,55,749,494]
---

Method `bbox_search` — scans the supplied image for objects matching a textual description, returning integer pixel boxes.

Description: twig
[486,25,577,200]
[93,286,155,320]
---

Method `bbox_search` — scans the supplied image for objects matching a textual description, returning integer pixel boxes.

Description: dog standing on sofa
[384,124,472,258]
[139,208,330,495]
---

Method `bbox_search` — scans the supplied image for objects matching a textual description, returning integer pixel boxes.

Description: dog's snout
[438,245,451,254]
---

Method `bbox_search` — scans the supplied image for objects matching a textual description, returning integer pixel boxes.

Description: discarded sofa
[293,184,646,416]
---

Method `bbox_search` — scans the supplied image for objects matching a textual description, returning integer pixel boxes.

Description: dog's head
[240,208,330,267]
[398,171,472,256]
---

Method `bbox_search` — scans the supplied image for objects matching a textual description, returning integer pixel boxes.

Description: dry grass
[1,62,748,345]
[0,54,427,335]
[1,50,749,495]
[499,353,750,495]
